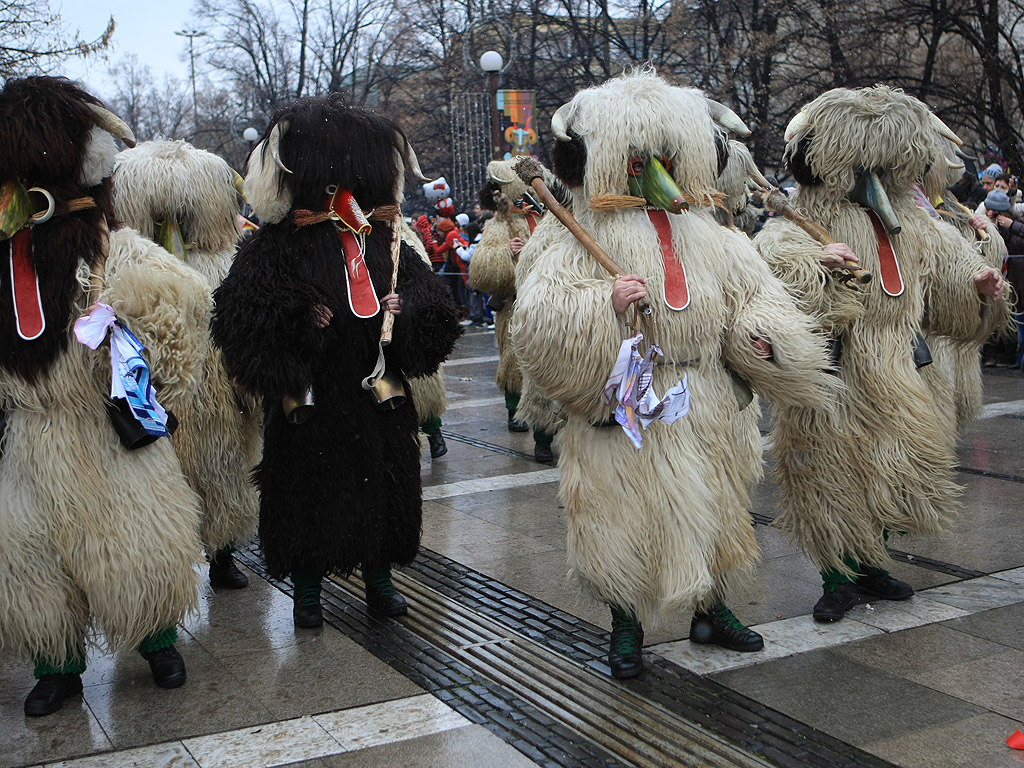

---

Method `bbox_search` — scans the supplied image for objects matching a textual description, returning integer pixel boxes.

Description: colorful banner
[496,90,538,158]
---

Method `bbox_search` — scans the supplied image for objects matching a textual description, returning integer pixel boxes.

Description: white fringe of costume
[401,218,448,425]
[0,228,208,663]
[918,141,1013,432]
[468,160,541,396]
[755,86,1007,575]
[112,140,261,555]
[513,71,838,627]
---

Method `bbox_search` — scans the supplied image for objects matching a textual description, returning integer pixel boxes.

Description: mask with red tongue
[325,186,379,318]
[0,179,56,341]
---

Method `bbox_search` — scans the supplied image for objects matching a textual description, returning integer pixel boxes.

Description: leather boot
[690,604,764,652]
[209,548,249,589]
[507,414,529,432]
[364,564,408,617]
[534,442,554,464]
[141,645,187,688]
[292,572,323,628]
[24,673,83,717]
[608,607,644,679]
[813,583,859,622]
[855,570,914,600]
[427,431,448,458]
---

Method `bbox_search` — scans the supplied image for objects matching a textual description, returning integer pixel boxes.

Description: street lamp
[175,29,207,128]
[242,127,259,143]
[480,51,504,160]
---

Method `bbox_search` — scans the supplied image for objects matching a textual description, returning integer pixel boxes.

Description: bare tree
[0,0,113,76]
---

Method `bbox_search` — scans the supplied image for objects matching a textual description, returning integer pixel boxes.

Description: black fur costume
[212,95,461,580]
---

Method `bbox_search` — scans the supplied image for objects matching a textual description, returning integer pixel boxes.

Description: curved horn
[87,103,136,147]
[947,158,966,171]
[551,103,572,142]
[231,169,249,204]
[268,120,292,174]
[955,148,978,163]
[930,113,962,146]
[784,110,810,143]
[707,99,750,137]
[397,136,430,182]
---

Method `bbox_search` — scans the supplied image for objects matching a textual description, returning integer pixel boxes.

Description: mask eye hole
[659,156,672,172]
[628,157,646,177]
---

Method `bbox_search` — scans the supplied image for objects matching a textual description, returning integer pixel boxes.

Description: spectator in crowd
[984,189,1024,367]
[456,221,492,327]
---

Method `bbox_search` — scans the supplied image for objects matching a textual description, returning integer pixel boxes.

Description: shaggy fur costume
[212,94,461,579]
[918,141,1012,431]
[0,78,207,664]
[755,86,1006,575]
[513,71,838,626]
[400,218,448,426]
[713,140,760,235]
[112,140,261,554]
[468,159,548,395]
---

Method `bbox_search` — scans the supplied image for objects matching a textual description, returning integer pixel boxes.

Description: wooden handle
[763,188,872,285]
[380,216,402,345]
[524,174,652,315]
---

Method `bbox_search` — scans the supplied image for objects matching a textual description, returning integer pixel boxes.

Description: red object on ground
[1006,729,1024,749]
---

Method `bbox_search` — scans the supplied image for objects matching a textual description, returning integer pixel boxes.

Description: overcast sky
[56,0,194,98]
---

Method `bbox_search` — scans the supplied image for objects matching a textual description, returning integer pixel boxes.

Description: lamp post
[242,126,259,144]
[175,29,207,128]
[480,50,504,160]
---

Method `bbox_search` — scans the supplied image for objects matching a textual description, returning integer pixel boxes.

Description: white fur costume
[755,87,1006,575]
[112,140,261,555]
[0,227,208,663]
[513,71,837,626]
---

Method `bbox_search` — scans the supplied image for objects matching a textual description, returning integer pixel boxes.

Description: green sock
[533,427,553,446]
[505,389,521,415]
[33,647,87,678]
[821,553,861,589]
[138,625,178,655]
[421,416,442,436]
[292,570,323,607]
[364,563,396,596]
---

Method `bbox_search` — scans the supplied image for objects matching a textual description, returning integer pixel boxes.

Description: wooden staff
[512,156,652,315]
[748,170,872,285]
[380,215,402,345]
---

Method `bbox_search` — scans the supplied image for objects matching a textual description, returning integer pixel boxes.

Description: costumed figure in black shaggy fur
[0,77,210,716]
[212,94,462,628]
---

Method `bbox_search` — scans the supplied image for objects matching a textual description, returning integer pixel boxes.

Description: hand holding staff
[512,156,652,315]
[746,168,872,285]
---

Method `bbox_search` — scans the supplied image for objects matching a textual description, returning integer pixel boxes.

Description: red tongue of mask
[326,188,379,318]
[647,209,689,310]
[9,228,45,340]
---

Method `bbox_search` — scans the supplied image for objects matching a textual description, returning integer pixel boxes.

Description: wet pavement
[2,327,1023,767]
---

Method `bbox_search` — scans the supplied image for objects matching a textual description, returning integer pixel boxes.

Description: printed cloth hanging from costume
[867,210,905,296]
[647,210,689,310]
[603,332,690,449]
[74,302,172,437]
[327,187,379,318]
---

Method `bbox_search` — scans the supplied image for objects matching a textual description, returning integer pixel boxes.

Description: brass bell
[282,386,315,424]
[367,371,407,410]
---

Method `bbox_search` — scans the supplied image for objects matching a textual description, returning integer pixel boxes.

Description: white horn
[930,113,962,146]
[398,137,430,182]
[707,99,750,137]
[87,103,136,147]
[550,103,572,142]
[268,120,292,174]
[784,110,810,143]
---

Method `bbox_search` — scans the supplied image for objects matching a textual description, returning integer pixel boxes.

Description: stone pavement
[2,326,1023,768]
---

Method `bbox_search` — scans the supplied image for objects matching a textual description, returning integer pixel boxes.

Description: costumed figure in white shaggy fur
[916,140,1013,433]
[468,160,558,463]
[713,140,763,236]
[401,217,451,459]
[212,94,462,629]
[754,86,1007,623]
[112,140,262,589]
[0,77,209,716]
[512,69,840,678]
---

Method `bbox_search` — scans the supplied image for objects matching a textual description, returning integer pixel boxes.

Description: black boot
[855,570,914,600]
[209,548,249,589]
[364,564,408,617]
[292,574,324,628]
[813,583,859,622]
[507,414,529,432]
[608,607,644,679]
[141,645,187,689]
[690,604,764,652]
[534,441,554,464]
[24,673,83,717]
[427,431,448,458]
